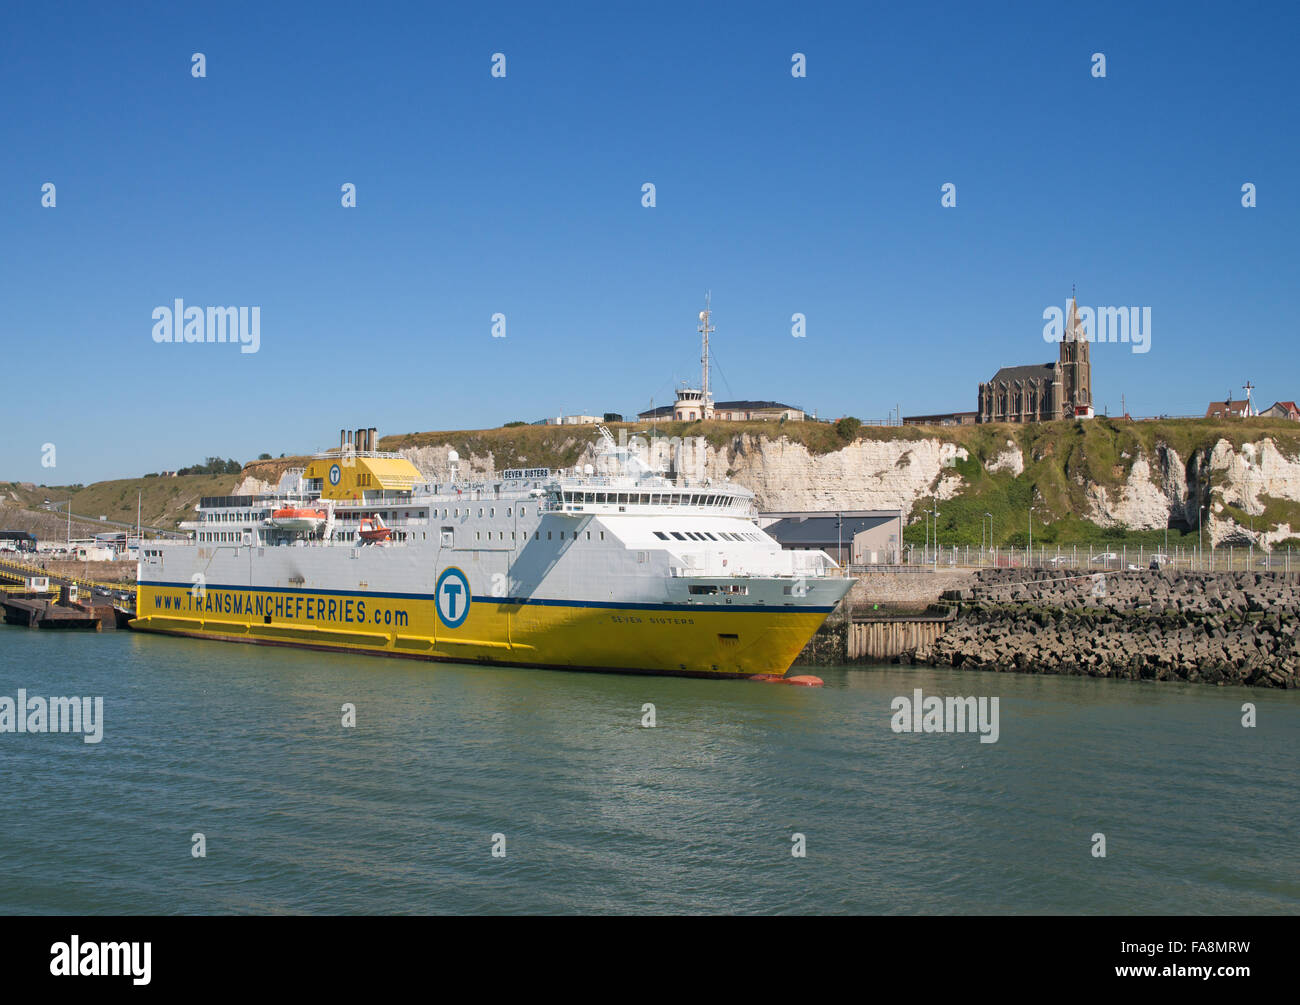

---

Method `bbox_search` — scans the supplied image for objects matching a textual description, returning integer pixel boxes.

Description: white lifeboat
[269,506,327,533]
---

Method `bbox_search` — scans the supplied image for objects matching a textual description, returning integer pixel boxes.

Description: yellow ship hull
[129,582,834,678]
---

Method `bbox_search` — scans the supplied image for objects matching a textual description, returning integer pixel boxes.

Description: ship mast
[698,292,714,416]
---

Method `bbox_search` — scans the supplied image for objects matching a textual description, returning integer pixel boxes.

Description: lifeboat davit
[357,514,392,544]
[269,506,326,533]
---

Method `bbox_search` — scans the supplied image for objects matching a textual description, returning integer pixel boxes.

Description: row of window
[198,530,422,544]
[465,529,607,543]
[443,506,532,519]
[561,491,738,508]
[205,500,748,525]
[653,530,764,543]
[204,511,268,523]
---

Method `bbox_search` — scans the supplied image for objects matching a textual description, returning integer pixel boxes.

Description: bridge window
[654,531,668,540]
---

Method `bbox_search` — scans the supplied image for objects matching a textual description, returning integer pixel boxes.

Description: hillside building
[977,294,1094,423]
[638,297,807,423]
[1259,401,1298,421]
[903,412,978,426]
[1206,383,1259,419]
[638,399,806,422]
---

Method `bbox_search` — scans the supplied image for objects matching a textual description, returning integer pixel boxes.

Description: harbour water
[1,628,1296,914]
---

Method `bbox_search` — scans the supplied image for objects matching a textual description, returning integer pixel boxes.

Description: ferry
[131,425,852,677]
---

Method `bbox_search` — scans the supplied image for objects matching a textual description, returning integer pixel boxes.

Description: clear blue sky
[2,0,1296,483]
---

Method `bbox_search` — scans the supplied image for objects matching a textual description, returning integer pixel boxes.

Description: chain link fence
[898,542,1297,574]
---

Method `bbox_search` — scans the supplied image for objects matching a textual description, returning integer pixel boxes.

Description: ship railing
[331,517,426,529]
[312,449,405,460]
[668,566,837,580]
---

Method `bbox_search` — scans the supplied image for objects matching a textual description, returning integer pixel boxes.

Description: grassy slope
[381,419,893,465]
[2,474,238,531]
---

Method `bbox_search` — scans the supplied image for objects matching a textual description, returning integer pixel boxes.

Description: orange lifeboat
[357,514,393,543]
[269,506,327,533]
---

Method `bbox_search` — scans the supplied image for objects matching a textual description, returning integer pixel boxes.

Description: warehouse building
[757,509,904,566]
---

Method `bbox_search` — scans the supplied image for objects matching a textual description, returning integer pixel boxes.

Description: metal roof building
[757,509,904,566]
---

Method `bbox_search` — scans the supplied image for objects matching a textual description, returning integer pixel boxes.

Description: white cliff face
[1211,438,1300,510]
[1206,438,1300,546]
[1082,437,1300,546]
[400,434,972,513]
[986,441,1024,477]
[692,435,969,511]
[400,444,504,482]
[1084,450,1188,531]
[233,475,275,496]
[387,430,1300,548]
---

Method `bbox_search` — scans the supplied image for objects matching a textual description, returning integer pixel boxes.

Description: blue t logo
[435,567,471,628]
[441,582,461,619]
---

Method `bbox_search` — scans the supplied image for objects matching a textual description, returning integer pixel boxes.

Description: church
[977,296,1094,423]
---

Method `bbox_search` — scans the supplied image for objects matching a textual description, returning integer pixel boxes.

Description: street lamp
[1199,505,1207,570]
[932,498,940,569]
[1028,505,1034,567]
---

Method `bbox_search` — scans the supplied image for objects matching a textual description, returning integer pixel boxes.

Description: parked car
[1089,552,1119,563]
[1149,553,1171,570]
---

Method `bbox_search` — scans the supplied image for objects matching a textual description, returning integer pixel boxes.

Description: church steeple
[1060,287,1092,416]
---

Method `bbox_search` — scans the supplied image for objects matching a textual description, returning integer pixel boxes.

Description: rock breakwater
[905,568,1299,687]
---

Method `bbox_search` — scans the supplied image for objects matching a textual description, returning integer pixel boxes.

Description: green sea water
[1,628,1296,914]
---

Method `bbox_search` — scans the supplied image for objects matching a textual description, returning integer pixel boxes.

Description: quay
[1,593,124,630]
[0,557,134,631]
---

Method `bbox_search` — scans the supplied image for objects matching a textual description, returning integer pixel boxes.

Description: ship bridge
[303,426,423,502]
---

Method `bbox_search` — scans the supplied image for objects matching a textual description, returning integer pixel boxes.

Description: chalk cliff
[388,421,1300,549]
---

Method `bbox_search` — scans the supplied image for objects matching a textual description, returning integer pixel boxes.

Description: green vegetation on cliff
[5,416,1297,539]
[383,416,1300,548]
[3,474,237,531]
